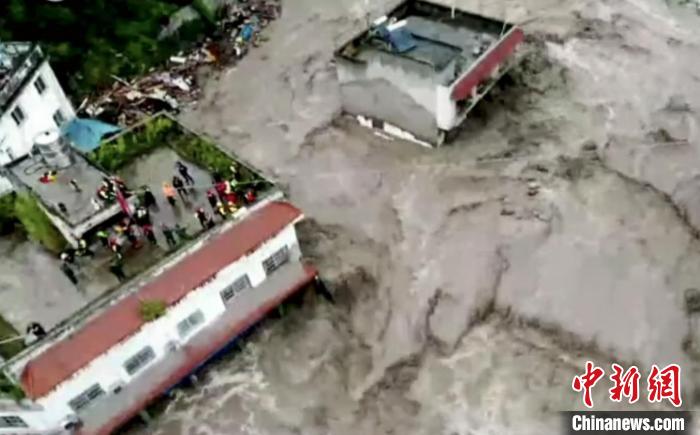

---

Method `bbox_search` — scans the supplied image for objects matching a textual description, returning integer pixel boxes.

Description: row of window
[0,415,28,428]
[9,74,66,128]
[65,245,292,414]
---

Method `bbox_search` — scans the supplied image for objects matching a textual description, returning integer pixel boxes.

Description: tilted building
[334,0,524,147]
[0,43,75,192]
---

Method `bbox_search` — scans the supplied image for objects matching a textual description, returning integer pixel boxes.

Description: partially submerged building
[0,43,76,191]
[334,0,524,147]
[0,116,319,434]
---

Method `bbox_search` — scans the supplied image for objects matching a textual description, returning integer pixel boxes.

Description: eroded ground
[138,0,700,433]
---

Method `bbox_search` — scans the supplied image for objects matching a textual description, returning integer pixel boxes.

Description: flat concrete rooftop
[7,153,112,227]
[338,0,512,74]
[0,117,278,361]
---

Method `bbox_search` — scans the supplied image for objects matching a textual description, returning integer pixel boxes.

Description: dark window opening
[262,246,290,276]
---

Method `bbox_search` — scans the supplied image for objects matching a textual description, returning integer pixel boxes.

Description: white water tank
[33,130,72,169]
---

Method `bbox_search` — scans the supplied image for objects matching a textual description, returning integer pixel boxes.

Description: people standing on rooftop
[163,182,177,206]
[143,224,157,245]
[109,256,127,283]
[176,161,195,185]
[142,186,158,209]
[195,207,210,229]
[172,175,188,199]
[207,189,218,210]
[161,223,177,248]
[60,262,78,286]
[77,238,94,258]
[96,229,109,247]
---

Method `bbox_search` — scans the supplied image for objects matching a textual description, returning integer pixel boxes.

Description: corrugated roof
[20,201,303,400]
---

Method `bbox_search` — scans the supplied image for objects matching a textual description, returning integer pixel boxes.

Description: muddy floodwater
[132,0,700,433]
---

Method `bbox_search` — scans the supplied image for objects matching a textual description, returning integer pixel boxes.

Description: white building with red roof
[1,197,318,434]
[0,200,316,434]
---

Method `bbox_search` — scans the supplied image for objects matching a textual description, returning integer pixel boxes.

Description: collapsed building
[334,0,524,147]
[0,117,320,434]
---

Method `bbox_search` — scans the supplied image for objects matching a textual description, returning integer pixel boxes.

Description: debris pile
[80,0,281,125]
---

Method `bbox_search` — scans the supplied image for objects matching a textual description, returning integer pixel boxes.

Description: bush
[92,115,274,192]
[140,299,167,322]
[0,374,25,402]
[14,194,67,254]
[0,314,24,361]
[89,116,176,171]
[0,193,18,236]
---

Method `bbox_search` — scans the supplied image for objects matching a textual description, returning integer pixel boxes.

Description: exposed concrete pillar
[139,410,152,425]
[315,276,335,303]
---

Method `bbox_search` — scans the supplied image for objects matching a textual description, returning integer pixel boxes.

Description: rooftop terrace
[338,0,513,79]
[6,150,120,229]
[0,43,45,113]
[0,115,277,362]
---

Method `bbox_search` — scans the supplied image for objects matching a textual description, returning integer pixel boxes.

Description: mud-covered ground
[136,0,700,433]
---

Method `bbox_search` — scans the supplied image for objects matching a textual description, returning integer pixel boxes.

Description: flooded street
[137,0,700,433]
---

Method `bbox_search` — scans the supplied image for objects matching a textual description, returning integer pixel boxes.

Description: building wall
[0,406,53,434]
[336,54,443,144]
[34,223,301,423]
[0,60,75,193]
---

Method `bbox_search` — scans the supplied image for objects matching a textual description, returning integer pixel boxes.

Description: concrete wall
[0,405,55,434]
[0,61,75,194]
[336,53,442,144]
[34,222,301,424]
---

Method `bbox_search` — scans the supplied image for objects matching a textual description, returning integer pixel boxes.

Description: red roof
[21,201,303,400]
[451,27,524,101]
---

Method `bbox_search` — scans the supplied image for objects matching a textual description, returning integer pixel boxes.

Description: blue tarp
[62,118,121,152]
[374,25,417,54]
[388,28,417,53]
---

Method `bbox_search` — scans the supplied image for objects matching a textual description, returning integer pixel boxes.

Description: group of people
[59,160,260,287]
[96,175,130,204]
[58,237,95,286]
[162,161,196,206]
[161,161,259,227]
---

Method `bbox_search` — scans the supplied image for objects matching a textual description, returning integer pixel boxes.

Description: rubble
[80,0,281,125]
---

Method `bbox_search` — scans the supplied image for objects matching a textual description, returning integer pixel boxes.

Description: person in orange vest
[162,182,177,206]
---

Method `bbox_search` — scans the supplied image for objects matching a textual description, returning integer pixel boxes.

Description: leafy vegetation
[14,194,67,254]
[0,374,25,402]
[0,0,211,96]
[139,299,167,322]
[90,115,272,188]
[0,314,24,361]
[0,194,19,236]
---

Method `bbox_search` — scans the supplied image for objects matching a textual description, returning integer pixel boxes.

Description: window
[123,346,156,375]
[220,274,252,304]
[177,309,205,339]
[262,246,290,276]
[0,416,27,428]
[34,76,47,94]
[10,106,24,126]
[52,109,65,127]
[68,383,105,412]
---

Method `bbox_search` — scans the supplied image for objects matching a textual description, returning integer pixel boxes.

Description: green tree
[0,0,207,96]
[13,194,67,254]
